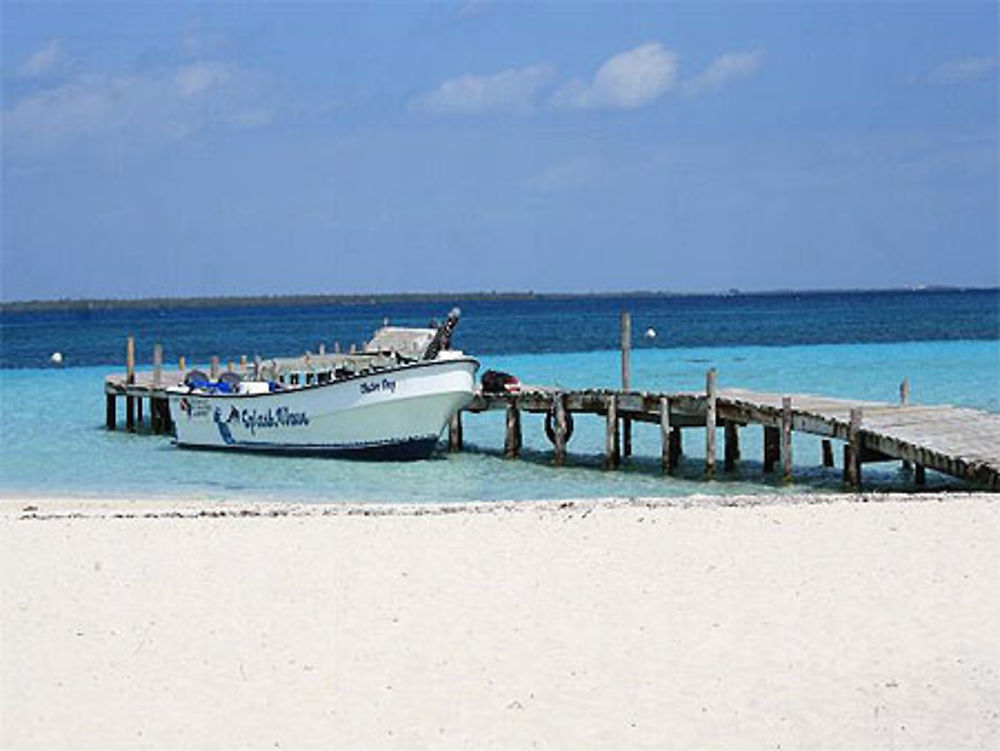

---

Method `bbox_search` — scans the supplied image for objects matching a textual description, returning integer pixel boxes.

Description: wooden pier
[459,382,1000,489]
[104,325,1000,491]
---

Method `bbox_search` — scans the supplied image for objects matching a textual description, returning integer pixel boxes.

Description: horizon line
[1,284,997,313]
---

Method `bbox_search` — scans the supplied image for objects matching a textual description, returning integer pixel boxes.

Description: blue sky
[1,1,997,301]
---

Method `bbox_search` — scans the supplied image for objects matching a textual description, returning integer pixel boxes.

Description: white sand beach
[2,493,998,750]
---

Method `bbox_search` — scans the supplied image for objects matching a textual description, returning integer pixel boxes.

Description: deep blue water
[0,289,997,501]
[1,288,997,370]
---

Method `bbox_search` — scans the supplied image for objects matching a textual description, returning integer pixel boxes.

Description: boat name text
[360,378,397,396]
[230,406,311,434]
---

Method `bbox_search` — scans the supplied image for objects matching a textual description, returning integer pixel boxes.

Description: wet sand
[2,493,998,749]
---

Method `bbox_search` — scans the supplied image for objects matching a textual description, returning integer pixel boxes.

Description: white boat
[167,310,478,460]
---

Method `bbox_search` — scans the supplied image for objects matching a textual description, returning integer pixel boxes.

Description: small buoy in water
[50,351,64,365]
[645,328,657,339]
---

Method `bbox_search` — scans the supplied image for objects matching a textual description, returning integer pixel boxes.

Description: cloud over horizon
[410,63,555,115]
[552,42,678,110]
[682,50,764,94]
[415,42,763,117]
[3,60,273,158]
[18,38,64,78]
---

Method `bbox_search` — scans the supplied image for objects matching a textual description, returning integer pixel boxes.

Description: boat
[166,309,479,460]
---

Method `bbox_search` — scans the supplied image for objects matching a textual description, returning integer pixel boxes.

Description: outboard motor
[423,308,461,361]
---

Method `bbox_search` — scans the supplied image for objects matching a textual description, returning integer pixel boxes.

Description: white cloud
[18,39,64,78]
[175,62,232,98]
[552,42,677,110]
[3,60,272,157]
[921,56,998,85]
[682,50,763,94]
[412,63,555,115]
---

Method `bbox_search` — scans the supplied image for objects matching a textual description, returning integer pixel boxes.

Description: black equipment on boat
[481,369,519,394]
[423,308,461,361]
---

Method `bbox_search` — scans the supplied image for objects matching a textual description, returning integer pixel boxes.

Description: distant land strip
[1,286,995,314]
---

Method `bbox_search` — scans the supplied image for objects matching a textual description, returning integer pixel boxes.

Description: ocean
[1,289,997,502]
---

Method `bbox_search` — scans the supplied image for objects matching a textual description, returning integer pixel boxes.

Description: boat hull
[167,358,478,460]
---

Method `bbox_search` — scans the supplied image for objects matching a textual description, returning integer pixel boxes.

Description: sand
[2,493,998,750]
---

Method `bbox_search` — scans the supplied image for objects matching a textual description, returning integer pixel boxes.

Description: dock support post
[844,408,863,488]
[781,396,793,481]
[705,368,717,476]
[660,397,672,474]
[240,354,247,373]
[179,355,187,372]
[448,413,463,452]
[553,393,568,466]
[152,342,162,431]
[211,356,220,380]
[125,335,136,433]
[153,343,163,386]
[763,426,779,473]
[136,396,143,427]
[915,463,926,486]
[669,428,682,467]
[822,440,834,467]
[900,377,912,470]
[724,421,740,471]
[106,394,116,430]
[504,403,522,459]
[606,393,620,470]
[621,311,632,459]
[150,399,161,435]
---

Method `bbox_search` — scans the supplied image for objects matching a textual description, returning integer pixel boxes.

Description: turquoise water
[1,339,997,502]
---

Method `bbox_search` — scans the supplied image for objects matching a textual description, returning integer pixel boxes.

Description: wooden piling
[900,377,912,470]
[153,344,163,388]
[179,355,187,372]
[781,396,793,480]
[240,354,247,372]
[149,398,158,434]
[504,403,522,459]
[448,413,463,452]
[136,396,143,426]
[669,428,682,467]
[125,336,136,432]
[724,421,740,471]
[660,396,672,473]
[105,394,116,430]
[211,356,220,380]
[553,393,568,466]
[227,359,235,373]
[822,439,834,467]
[763,426,779,473]
[606,393,620,470]
[915,463,926,486]
[705,368,717,476]
[621,312,632,458]
[844,408,863,488]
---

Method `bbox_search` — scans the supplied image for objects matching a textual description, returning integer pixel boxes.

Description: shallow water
[1,338,996,502]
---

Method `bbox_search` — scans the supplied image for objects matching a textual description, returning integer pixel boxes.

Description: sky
[1,1,997,301]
